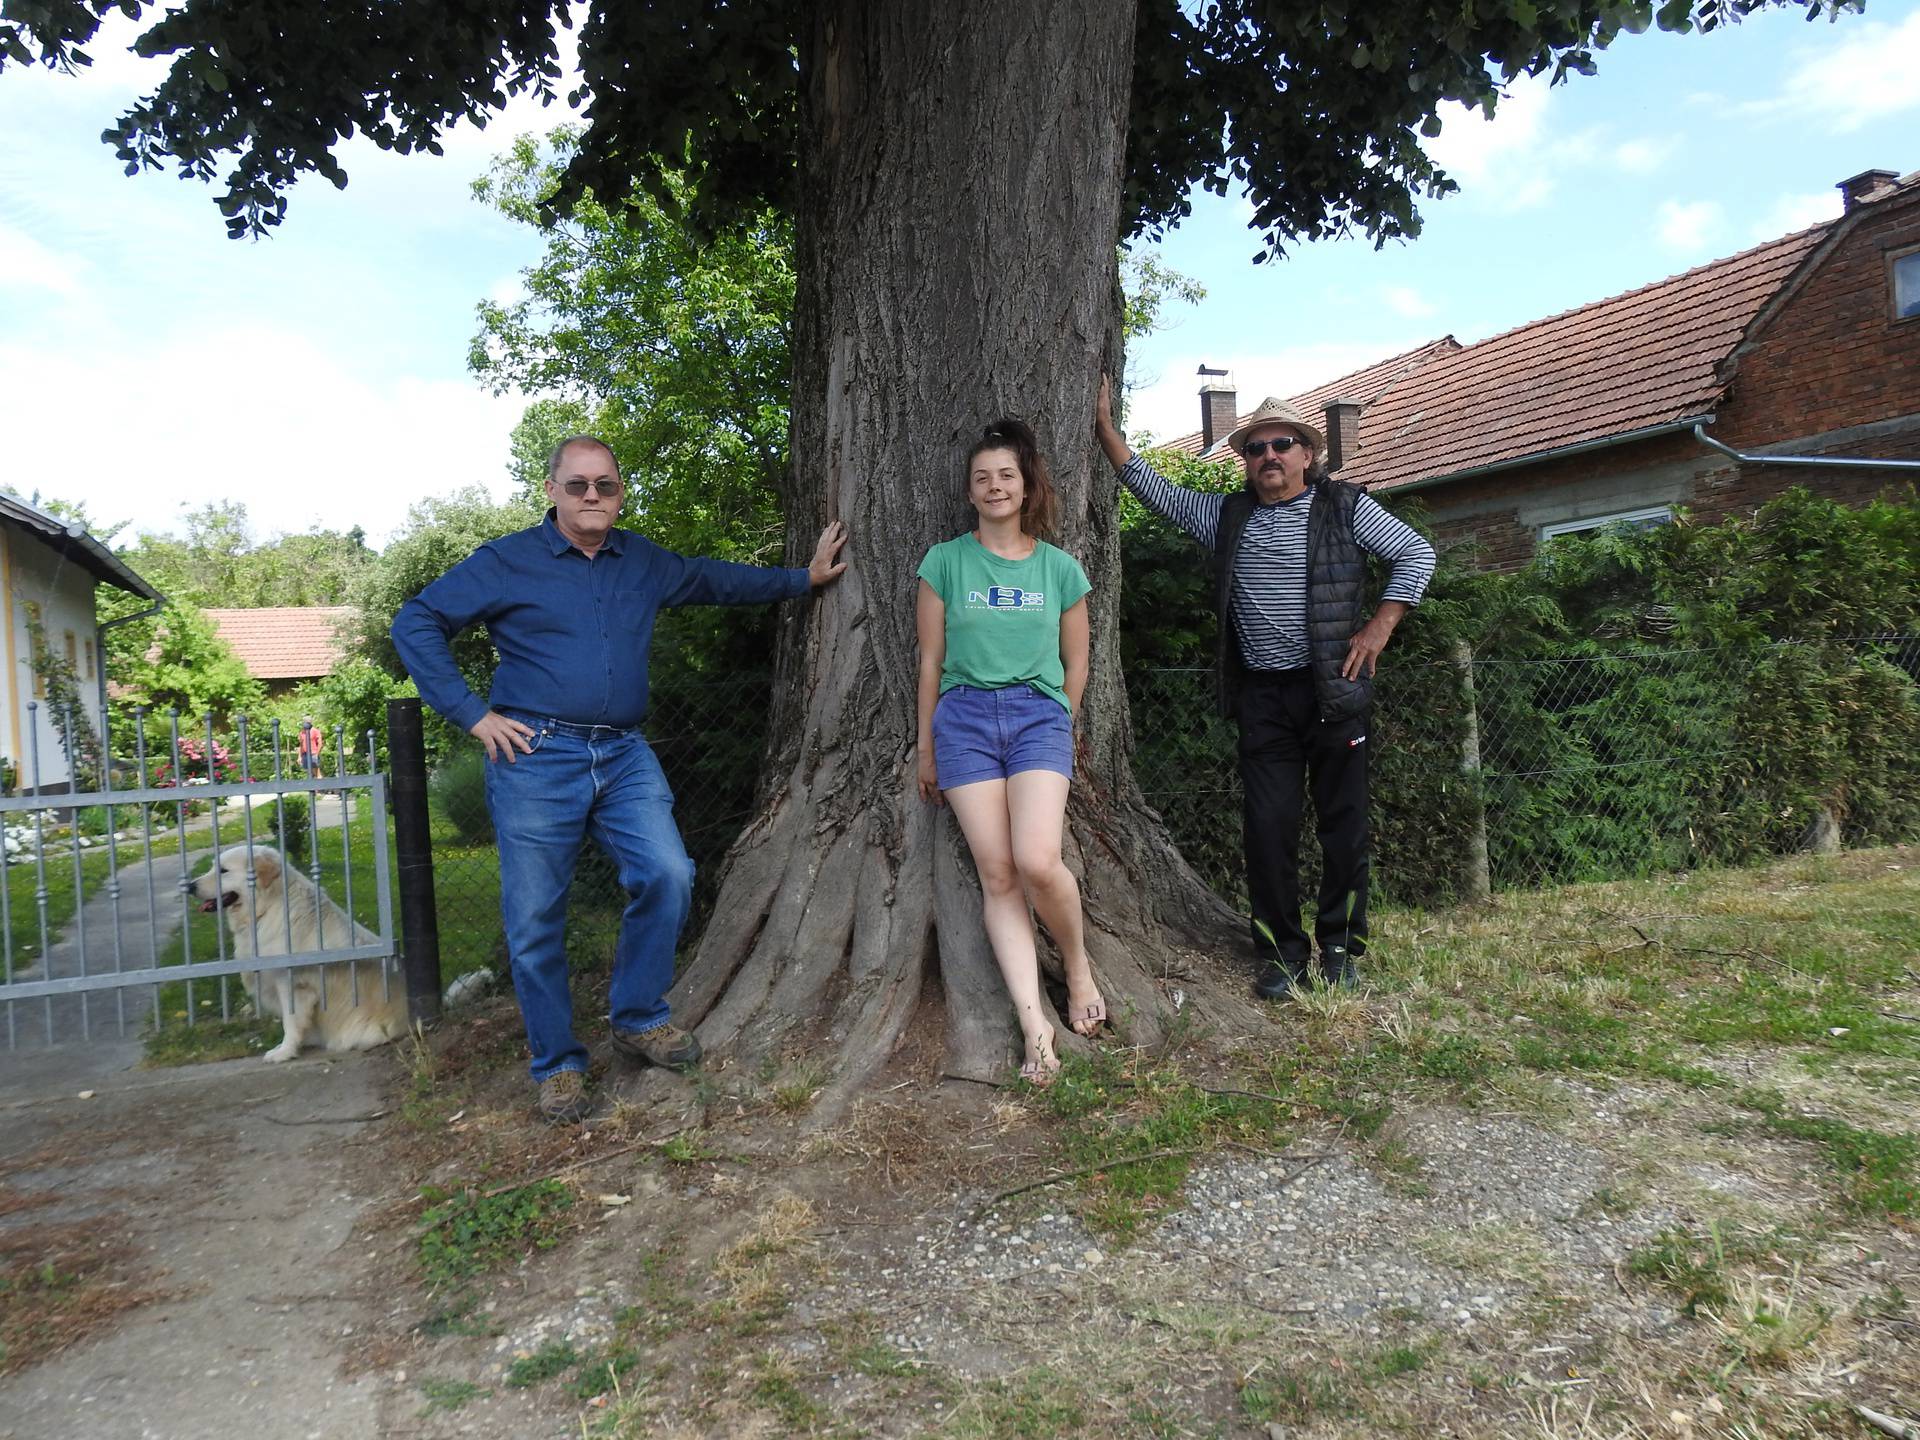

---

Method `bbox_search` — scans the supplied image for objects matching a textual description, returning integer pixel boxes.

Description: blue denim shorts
[931,684,1073,788]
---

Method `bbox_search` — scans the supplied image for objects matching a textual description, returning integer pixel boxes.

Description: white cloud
[0,329,526,546]
[1124,343,1431,446]
[0,222,87,296]
[1424,76,1550,188]
[1655,199,1721,253]
[486,274,529,309]
[1613,137,1672,175]
[1422,75,1676,213]
[1382,286,1437,320]
[1739,11,1920,133]
[1748,189,1843,242]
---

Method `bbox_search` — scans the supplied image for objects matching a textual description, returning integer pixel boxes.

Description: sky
[1126,0,1920,443]
[1,3,1916,547]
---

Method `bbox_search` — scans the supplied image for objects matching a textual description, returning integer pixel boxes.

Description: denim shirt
[392,512,809,731]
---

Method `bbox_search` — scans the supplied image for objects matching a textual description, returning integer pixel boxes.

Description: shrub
[429,749,494,846]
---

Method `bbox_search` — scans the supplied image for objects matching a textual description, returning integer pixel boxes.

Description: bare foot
[1019,1027,1061,1087]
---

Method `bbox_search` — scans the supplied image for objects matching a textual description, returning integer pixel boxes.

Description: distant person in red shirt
[298,716,324,779]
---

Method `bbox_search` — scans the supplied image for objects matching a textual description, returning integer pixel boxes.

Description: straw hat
[1223,397,1326,458]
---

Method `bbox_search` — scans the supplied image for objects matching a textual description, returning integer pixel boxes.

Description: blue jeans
[483,717,694,1081]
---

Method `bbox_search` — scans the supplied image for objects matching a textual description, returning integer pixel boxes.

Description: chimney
[1198,365,1237,451]
[1323,398,1363,473]
[1837,169,1899,213]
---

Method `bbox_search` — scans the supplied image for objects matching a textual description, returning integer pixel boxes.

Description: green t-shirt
[917,533,1092,712]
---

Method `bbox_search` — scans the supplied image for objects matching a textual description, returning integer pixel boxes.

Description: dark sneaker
[1318,946,1359,989]
[611,1022,703,1071]
[1254,956,1311,1000]
[537,1069,591,1125]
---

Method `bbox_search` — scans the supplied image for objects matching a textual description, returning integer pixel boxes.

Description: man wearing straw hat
[1095,379,1434,997]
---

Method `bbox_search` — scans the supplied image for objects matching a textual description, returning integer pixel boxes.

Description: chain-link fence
[407,636,1919,977]
[1129,634,1920,910]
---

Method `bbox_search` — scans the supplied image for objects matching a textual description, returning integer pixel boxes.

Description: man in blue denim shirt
[393,435,848,1123]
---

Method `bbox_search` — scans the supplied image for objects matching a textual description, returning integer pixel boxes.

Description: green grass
[1733,1087,1919,1217]
[1024,1048,1300,1243]
[569,1346,640,1400]
[504,1339,578,1388]
[1232,851,1920,1222]
[938,1367,1087,1438]
[416,1180,574,1290]
[418,1377,491,1413]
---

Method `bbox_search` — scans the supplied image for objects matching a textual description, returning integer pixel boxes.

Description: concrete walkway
[0,847,396,1439]
[2,845,212,1053]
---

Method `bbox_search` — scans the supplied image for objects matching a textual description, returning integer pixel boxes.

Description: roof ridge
[1444,223,1831,356]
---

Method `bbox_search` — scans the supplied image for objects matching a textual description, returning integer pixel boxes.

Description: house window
[84,639,95,680]
[1893,247,1920,321]
[64,631,78,673]
[1539,505,1674,541]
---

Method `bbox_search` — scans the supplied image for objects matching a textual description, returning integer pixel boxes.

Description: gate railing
[0,704,396,1047]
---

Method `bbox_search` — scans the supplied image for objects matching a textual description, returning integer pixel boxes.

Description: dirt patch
[341,1025,1919,1438]
[0,1219,160,1376]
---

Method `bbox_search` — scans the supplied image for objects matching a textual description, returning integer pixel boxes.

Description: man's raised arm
[1095,374,1223,548]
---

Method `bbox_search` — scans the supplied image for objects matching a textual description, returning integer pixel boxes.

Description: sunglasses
[1242,436,1305,459]
[559,479,623,498]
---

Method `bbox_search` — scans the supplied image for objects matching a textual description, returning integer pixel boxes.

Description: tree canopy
[3,0,1855,254]
[471,134,793,563]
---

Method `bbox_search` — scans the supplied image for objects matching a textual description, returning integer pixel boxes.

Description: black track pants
[1236,668,1371,968]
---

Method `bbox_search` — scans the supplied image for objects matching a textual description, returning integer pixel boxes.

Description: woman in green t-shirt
[915,418,1105,1086]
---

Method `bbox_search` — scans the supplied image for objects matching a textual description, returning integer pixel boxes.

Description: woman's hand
[916,746,942,806]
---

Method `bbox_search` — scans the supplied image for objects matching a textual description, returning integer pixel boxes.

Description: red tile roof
[1343,226,1829,492]
[1152,338,1463,461]
[203,607,355,681]
[1143,172,1920,492]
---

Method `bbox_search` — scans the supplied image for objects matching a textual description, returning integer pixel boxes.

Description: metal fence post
[387,698,442,1025]
[1451,639,1493,904]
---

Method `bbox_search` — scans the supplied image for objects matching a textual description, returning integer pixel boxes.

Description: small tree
[111,604,266,756]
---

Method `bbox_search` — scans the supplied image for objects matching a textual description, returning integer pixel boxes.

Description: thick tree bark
[669,0,1258,1108]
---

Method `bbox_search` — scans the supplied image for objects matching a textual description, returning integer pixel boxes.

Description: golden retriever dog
[190,844,410,1063]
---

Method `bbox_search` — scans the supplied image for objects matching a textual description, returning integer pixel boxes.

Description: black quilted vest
[1214,479,1372,722]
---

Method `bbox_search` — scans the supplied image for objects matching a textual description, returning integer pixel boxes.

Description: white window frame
[1539,505,1674,541]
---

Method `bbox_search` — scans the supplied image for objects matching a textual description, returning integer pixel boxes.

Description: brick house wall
[1404,188,1920,570]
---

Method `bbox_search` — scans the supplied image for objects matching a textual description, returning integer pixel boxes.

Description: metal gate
[0,707,397,1050]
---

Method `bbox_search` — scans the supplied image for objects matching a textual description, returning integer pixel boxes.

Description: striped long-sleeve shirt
[1118,454,1436,672]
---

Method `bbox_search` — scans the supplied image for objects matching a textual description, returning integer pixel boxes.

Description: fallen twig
[260,1109,390,1126]
[1854,1405,1920,1440]
[1878,1011,1920,1025]
[1222,1141,1331,1169]
[972,1147,1200,1217]
[479,1125,690,1198]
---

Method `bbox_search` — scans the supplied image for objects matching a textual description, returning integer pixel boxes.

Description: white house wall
[2,527,102,793]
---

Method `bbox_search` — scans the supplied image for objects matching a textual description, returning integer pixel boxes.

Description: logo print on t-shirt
[968,586,1046,609]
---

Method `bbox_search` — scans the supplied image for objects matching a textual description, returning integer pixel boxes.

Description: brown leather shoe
[536,1069,591,1125]
[610,1022,703,1071]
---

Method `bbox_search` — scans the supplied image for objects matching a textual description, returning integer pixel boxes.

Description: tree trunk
[668,0,1258,1109]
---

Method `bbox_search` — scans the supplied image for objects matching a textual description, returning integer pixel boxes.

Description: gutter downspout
[1692,423,1920,473]
[96,595,166,720]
